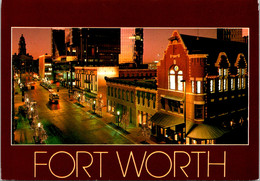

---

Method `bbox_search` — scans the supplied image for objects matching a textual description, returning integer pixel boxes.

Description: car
[49,92,59,103]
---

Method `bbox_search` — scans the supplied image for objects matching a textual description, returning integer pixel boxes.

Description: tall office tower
[18,34,26,55]
[65,28,121,66]
[52,29,66,58]
[119,28,135,64]
[217,28,245,42]
[133,28,144,66]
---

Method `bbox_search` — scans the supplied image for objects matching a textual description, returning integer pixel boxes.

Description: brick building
[105,77,157,127]
[155,30,248,144]
[105,30,248,145]
[74,66,119,110]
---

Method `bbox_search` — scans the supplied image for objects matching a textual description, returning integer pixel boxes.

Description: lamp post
[93,100,96,113]
[117,111,120,127]
[181,80,186,144]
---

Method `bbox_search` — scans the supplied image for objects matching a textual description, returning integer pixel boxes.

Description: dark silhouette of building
[18,34,27,55]
[12,34,34,74]
[217,28,246,43]
[64,28,121,66]
[133,28,143,66]
[52,29,66,58]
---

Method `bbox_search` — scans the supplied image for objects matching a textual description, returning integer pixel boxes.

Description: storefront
[150,112,185,143]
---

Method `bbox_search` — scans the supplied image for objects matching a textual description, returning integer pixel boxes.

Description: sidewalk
[13,81,35,144]
[57,85,157,144]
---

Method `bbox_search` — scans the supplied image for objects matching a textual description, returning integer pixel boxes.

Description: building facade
[119,69,157,78]
[217,28,246,43]
[105,77,157,127]
[74,66,119,108]
[65,28,121,66]
[105,30,248,145]
[155,31,248,144]
[38,54,53,80]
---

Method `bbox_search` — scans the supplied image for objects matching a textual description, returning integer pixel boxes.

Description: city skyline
[12,28,248,63]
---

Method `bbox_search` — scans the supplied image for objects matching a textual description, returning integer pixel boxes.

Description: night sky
[12,28,248,63]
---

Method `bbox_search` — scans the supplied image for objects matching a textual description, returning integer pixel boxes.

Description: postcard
[1,0,259,180]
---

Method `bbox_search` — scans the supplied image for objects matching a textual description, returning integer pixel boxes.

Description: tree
[120,112,130,131]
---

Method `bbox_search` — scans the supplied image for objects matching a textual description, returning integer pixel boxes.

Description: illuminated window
[242,68,246,75]
[169,69,175,90]
[224,79,228,92]
[191,81,195,93]
[219,79,223,92]
[237,68,241,75]
[178,71,183,91]
[224,68,228,76]
[210,80,215,93]
[238,78,241,90]
[242,78,246,89]
[231,78,235,91]
[196,81,201,94]
[219,68,223,76]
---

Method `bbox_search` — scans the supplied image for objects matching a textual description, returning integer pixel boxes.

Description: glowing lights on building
[119,28,135,64]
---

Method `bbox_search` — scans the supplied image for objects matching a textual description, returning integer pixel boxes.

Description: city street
[15,81,133,144]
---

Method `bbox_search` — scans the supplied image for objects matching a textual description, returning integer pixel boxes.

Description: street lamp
[117,111,120,127]
[181,79,186,144]
[93,100,96,113]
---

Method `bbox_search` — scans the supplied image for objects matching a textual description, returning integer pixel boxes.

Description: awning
[85,92,97,99]
[187,124,228,139]
[161,95,183,102]
[150,112,184,128]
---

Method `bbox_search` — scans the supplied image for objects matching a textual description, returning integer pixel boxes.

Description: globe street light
[117,111,120,127]
[93,100,96,113]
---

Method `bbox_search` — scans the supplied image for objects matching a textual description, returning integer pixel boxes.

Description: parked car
[49,92,59,104]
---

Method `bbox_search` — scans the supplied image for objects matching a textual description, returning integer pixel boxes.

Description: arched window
[169,66,183,91]
[235,54,247,90]
[169,69,175,90]
[215,53,230,93]
[177,71,183,91]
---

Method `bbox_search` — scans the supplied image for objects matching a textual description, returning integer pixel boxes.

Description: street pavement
[14,80,156,144]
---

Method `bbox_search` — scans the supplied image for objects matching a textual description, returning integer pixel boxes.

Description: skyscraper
[65,28,121,66]
[133,28,144,66]
[52,29,66,58]
[119,28,135,64]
